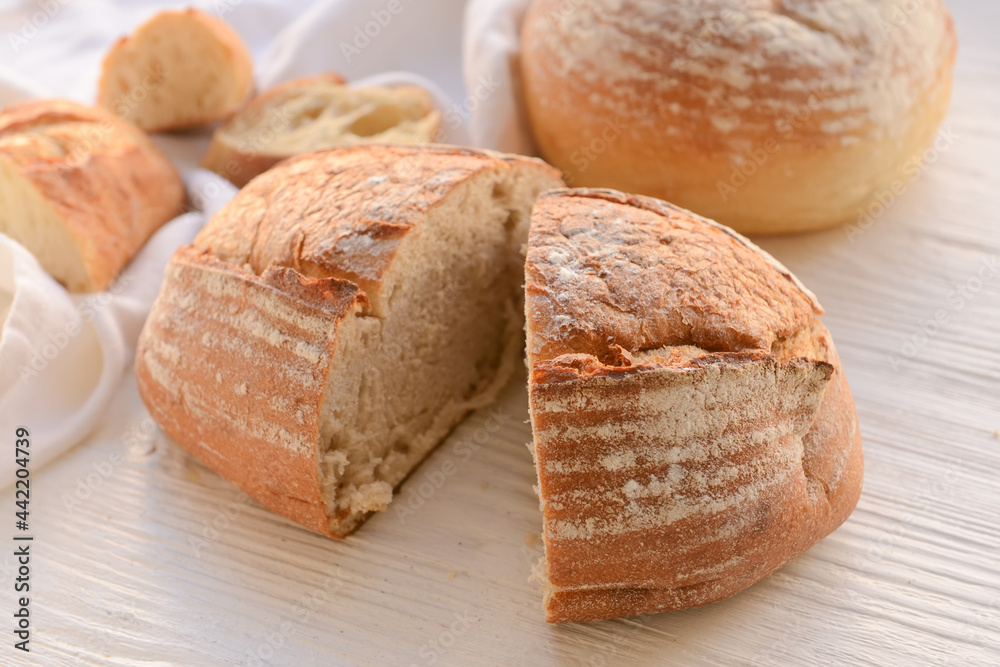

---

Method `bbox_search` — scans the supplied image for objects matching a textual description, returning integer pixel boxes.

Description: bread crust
[201,74,442,188]
[521,0,956,234]
[0,99,184,292]
[137,145,562,538]
[525,189,863,622]
[97,8,254,132]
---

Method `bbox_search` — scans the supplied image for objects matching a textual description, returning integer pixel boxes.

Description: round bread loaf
[525,188,864,622]
[521,0,956,234]
[136,145,562,538]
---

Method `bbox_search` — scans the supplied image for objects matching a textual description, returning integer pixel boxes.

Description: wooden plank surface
[2,1,999,665]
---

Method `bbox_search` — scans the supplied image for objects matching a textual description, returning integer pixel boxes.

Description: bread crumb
[186,469,201,483]
[481,481,489,490]
[448,571,457,580]
[524,532,540,548]
[994,429,999,438]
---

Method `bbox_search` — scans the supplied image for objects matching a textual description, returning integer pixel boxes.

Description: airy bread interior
[220,84,440,153]
[0,153,91,292]
[99,12,250,131]
[315,168,547,533]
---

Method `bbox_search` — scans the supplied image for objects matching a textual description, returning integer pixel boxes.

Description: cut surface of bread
[0,99,184,292]
[136,145,563,537]
[98,9,253,132]
[202,74,441,187]
[525,189,864,622]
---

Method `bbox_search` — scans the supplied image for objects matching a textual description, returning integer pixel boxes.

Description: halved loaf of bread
[136,145,563,538]
[524,189,864,623]
[201,74,441,187]
[0,99,184,292]
[98,9,253,132]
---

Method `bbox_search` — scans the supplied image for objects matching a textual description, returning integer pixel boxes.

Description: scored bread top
[525,189,823,366]
[0,99,157,165]
[196,144,560,309]
[524,0,956,149]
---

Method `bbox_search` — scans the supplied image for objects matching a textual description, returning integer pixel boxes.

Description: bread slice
[136,145,563,538]
[201,74,441,187]
[97,9,253,132]
[524,189,864,623]
[0,99,184,292]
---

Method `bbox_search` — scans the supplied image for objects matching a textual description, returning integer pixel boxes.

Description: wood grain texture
[2,1,999,665]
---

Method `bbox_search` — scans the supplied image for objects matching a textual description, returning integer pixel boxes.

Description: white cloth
[0,0,509,489]
[463,0,535,154]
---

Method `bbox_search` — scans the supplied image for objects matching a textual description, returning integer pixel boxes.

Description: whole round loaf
[521,0,956,234]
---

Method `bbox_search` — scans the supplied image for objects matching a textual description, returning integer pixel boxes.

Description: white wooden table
[2,1,999,665]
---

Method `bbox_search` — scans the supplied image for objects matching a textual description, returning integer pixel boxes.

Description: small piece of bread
[97,8,253,132]
[201,74,442,187]
[136,145,563,538]
[0,99,184,292]
[524,189,864,622]
[521,0,956,234]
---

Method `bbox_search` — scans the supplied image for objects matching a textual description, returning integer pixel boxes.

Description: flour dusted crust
[525,189,864,622]
[136,144,563,538]
[0,99,184,292]
[521,0,956,234]
[202,74,442,187]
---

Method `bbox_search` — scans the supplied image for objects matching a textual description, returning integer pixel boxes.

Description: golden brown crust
[525,189,863,622]
[135,246,369,538]
[521,0,956,234]
[196,144,559,304]
[0,99,184,292]
[137,145,562,538]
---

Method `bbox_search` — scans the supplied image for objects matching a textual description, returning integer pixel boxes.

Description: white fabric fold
[463,0,535,154]
[0,171,236,489]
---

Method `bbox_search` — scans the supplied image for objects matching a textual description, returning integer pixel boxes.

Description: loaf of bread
[524,189,864,622]
[136,145,563,538]
[521,0,956,234]
[0,99,184,292]
[201,74,441,187]
[98,8,253,132]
